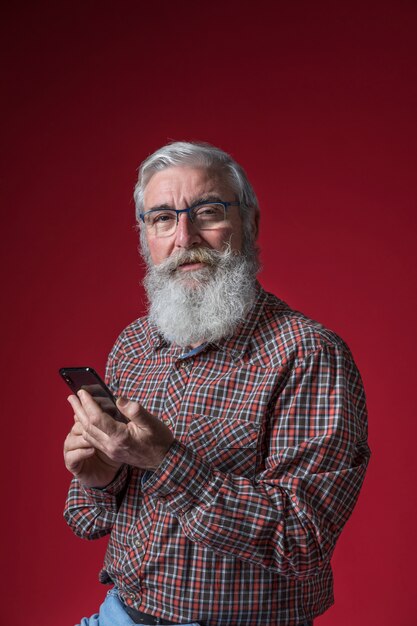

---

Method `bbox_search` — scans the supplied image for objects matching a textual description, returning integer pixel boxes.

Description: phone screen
[59,367,128,423]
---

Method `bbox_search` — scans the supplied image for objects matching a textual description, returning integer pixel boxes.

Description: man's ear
[251,209,260,241]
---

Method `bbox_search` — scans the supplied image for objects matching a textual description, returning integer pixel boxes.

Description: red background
[2,1,416,624]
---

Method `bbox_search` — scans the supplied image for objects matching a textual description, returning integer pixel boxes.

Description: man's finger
[77,389,103,418]
[65,447,95,473]
[79,418,112,450]
[67,395,110,450]
[64,431,95,453]
[68,394,90,424]
[116,397,142,421]
[73,390,119,437]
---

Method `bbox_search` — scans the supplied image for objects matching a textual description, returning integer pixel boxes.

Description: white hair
[133,141,260,257]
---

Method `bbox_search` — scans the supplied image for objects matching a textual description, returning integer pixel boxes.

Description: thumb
[116,397,144,423]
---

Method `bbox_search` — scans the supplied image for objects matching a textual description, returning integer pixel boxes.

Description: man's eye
[195,204,223,218]
[151,212,176,225]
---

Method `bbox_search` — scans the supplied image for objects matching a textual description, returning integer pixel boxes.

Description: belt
[123,604,193,625]
[123,602,309,626]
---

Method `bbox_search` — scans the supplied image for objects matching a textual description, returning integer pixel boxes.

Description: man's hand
[64,390,175,487]
[64,418,122,488]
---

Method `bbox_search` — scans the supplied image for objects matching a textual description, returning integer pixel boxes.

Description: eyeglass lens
[144,203,228,237]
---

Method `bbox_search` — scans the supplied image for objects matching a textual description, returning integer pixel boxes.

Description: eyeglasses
[139,201,240,238]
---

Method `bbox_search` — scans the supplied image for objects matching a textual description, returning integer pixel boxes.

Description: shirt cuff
[142,440,219,515]
[80,464,129,508]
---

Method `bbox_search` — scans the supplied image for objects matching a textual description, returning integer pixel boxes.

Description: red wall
[2,1,416,624]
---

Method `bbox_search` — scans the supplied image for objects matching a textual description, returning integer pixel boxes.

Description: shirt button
[135,539,142,547]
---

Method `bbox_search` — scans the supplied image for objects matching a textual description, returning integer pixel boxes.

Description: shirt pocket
[186,415,260,478]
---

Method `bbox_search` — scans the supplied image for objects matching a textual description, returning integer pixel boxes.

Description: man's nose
[174,212,202,248]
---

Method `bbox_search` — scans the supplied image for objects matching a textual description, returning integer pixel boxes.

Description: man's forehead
[144,166,234,206]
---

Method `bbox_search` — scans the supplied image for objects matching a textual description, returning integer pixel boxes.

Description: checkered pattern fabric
[64,283,370,626]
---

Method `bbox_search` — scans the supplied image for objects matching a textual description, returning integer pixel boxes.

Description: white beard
[143,245,258,348]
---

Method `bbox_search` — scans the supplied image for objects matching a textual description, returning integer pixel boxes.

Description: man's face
[143,166,244,268]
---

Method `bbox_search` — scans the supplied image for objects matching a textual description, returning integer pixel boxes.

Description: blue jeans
[76,587,200,626]
[76,586,313,626]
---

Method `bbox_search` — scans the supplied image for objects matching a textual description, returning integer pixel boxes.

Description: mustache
[155,246,233,274]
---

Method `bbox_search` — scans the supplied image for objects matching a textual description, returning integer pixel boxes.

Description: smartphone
[59,366,128,423]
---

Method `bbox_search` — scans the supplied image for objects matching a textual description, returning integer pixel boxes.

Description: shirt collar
[147,323,169,351]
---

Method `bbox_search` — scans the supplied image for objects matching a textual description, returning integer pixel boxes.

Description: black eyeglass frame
[139,200,240,232]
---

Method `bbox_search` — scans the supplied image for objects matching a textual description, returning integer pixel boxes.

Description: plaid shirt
[64,283,370,626]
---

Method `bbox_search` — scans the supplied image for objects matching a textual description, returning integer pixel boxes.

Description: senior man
[64,141,370,626]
